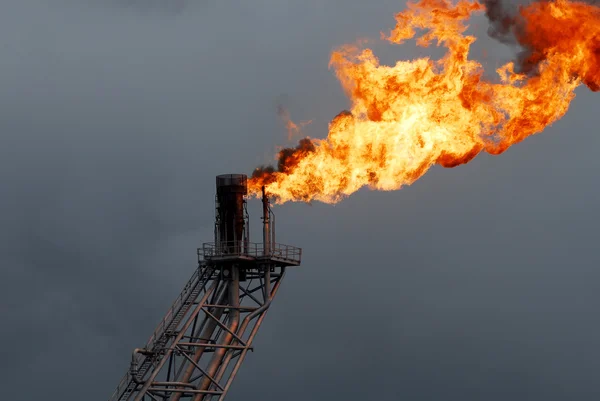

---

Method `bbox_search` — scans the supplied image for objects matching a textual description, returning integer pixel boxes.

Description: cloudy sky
[2,0,600,400]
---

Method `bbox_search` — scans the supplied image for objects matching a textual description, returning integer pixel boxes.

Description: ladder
[109,263,216,401]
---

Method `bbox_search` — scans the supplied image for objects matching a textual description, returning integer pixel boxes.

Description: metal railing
[109,266,213,401]
[143,267,202,348]
[200,241,302,264]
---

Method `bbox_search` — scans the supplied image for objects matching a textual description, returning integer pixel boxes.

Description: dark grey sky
[2,1,600,400]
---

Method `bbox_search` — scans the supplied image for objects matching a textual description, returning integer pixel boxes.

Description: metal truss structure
[108,175,301,401]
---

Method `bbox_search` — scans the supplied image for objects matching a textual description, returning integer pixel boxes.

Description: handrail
[200,242,301,263]
[144,267,199,350]
[109,266,212,401]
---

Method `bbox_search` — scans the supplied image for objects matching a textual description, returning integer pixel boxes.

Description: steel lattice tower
[108,174,301,401]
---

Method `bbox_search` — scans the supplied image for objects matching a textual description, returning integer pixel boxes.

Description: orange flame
[277,105,313,141]
[250,0,600,204]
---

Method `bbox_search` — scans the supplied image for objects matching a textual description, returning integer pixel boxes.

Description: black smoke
[482,0,521,44]
[252,138,317,184]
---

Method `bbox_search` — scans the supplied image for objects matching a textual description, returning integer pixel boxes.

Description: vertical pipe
[243,203,249,255]
[214,195,219,246]
[210,265,273,389]
[270,209,275,250]
[194,268,240,400]
[261,187,271,308]
[262,186,270,257]
[215,268,286,401]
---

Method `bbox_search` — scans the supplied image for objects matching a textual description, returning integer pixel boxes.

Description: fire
[277,105,313,141]
[250,0,600,204]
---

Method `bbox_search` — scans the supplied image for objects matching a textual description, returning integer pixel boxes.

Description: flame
[277,105,313,141]
[250,0,600,204]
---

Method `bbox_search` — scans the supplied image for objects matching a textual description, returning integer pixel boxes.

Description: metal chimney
[215,174,248,254]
